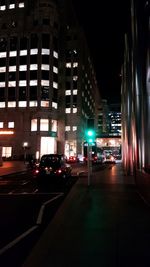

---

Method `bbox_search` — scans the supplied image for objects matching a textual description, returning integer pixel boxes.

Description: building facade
[121,0,150,174]
[61,26,100,158]
[0,0,101,160]
[97,100,122,156]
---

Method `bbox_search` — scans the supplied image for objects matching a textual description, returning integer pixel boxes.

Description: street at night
[0,0,149,266]
[21,162,150,267]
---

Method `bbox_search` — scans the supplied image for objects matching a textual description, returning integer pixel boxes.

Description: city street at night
[0,0,149,266]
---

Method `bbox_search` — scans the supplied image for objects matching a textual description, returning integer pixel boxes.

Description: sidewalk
[21,163,150,267]
[0,161,27,177]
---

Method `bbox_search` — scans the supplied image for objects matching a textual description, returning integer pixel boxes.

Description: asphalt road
[0,168,79,267]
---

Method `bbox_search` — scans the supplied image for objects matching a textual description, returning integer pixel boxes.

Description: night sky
[72,0,131,104]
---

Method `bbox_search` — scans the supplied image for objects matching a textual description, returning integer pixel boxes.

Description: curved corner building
[0,0,101,160]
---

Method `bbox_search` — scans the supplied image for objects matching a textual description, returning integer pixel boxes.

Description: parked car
[104,154,116,164]
[67,156,79,163]
[33,154,72,185]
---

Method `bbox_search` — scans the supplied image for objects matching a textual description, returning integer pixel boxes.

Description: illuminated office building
[0,0,100,160]
[97,100,121,154]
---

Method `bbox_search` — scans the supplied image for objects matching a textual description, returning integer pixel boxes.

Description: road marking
[0,192,64,255]
[0,191,64,196]
[21,181,29,185]
[0,225,38,256]
[36,192,64,225]
[136,190,150,208]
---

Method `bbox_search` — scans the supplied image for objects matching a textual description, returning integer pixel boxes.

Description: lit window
[66,63,71,68]
[8,81,16,87]
[41,64,49,70]
[73,90,78,95]
[30,49,38,55]
[65,108,71,113]
[19,81,26,86]
[65,126,70,131]
[0,122,3,128]
[20,50,27,56]
[53,82,58,89]
[19,65,27,71]
[73,108,77,113]
[0,82,5,87]
[29,101,37,107]
[53,66,58,74]
[42,49,50,55]
[31,119,37,131]
[73,76,78,81]
[52,102,57,109]
[9,4,15,9]
[73,126,77,131]
[73,62,78,68]
[9,66,16,72]
[30,80,38,86]
[0,52,6,58]
[41,80,49,86]
[0,102,5,108]
[65,90,71,95]
[19,3,24,8]
[53,51,58,58]
[18,101,27,107]
[0,6,6,11]
[8,122,14,128]
[9,51,17,57]
[41,101,49,107]
[51,120,57,132]
[30,64,38,70]
[40,119,49,131]
[8,102,16,107]
[0,67,6,72]
[2,147,12,158]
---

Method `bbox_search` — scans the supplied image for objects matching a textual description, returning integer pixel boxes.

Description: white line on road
[0,192,64,256]
[36,192,64,224]
[0,225,38,256]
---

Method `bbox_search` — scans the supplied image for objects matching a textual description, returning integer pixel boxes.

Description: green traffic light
[85,128,95,143]
[87,130,93,136]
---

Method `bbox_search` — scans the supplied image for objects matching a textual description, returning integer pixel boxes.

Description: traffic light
[85,118,96,144]
[85,128,96,144]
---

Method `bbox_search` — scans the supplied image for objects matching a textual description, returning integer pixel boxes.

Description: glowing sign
[0,131,14,135]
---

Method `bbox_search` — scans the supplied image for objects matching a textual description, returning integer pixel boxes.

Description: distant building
[0,0,101,160]
[97,99,122,155]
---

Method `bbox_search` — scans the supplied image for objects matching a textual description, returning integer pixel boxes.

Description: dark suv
[33,154,72,184]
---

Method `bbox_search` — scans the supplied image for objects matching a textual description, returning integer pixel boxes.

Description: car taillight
[55,169,62,174]
[35,169,39,174]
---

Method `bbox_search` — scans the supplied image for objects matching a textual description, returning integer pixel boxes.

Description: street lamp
[23,142,28,163]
